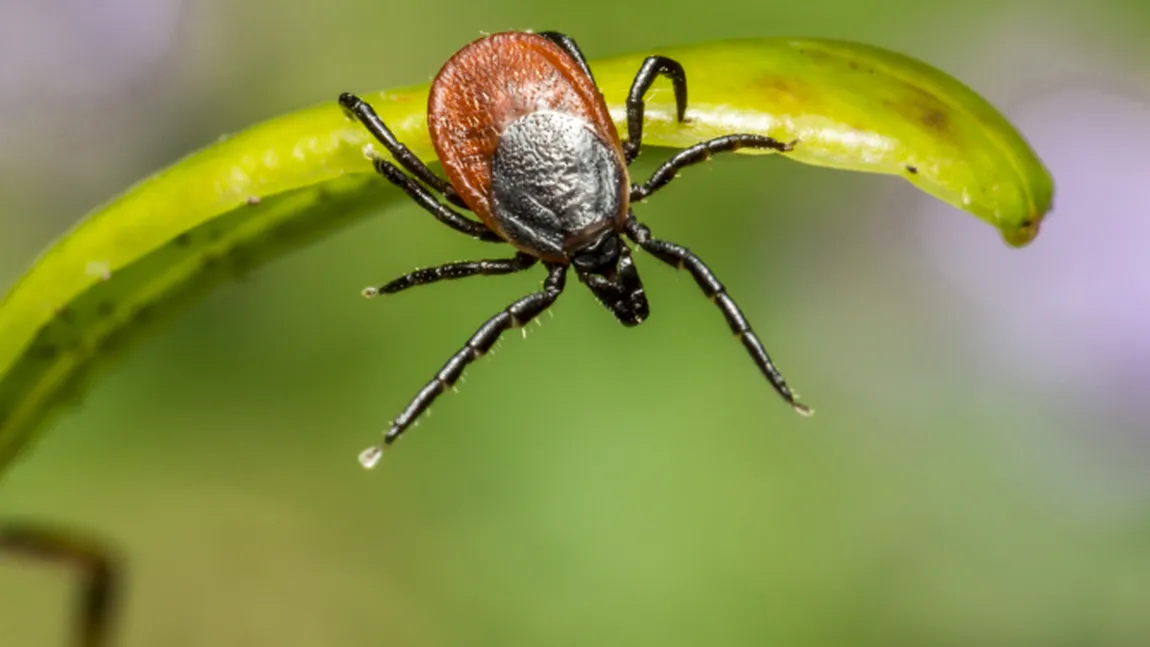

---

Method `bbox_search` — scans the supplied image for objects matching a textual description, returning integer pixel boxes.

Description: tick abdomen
[490,110,628,258]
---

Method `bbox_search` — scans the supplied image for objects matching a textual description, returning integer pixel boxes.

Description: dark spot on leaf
[57,366,91,410]
[174,232,191,247]
[888,91,954,139]
[800,48,836,65]
[100,327,127,355]
[230,248,255,279]
[921,108,949,131]
[133,304,154,325]
[755,75,817,108]
[906,165,918,174]
[897,84,953,135]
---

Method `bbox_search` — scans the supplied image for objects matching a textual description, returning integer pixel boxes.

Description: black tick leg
[631,134,796,202]
[339,92,469,209]
[368,157,504,242]
[624,55,689,164]
[362,253,538,297]
[359,263,569,468]
[537,31,596,84]
[624,217,811,416]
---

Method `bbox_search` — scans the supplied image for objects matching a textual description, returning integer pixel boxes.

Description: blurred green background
[2,0,1149,645]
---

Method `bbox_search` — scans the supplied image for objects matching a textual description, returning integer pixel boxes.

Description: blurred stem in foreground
[0,520,120,647]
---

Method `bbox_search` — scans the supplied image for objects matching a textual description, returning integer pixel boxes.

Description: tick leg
[537,31,596,84]
[362,252,538,297]
[631,134,796,202]
[624,55,689,164]
[624,217,811,416]
[369,157,504,242]
[1,521,120,647]
[359,263,569,468]
[338,92,469,209]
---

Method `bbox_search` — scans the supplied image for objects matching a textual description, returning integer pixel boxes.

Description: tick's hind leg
[362,253,538,298]
[630,134,796,202]
[1,521,120,647]
[359,263,569,468]
[623,55,689,164]
[624,217,811,415]
[338,92,468,209]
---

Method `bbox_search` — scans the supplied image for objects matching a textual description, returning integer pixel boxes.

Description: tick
[341,30,811,468]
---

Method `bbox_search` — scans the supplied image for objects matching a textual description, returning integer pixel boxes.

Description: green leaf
[0,36,1053,474]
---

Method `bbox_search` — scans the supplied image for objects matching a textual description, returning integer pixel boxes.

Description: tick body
[340,31,809,467]
[429,32,630,263]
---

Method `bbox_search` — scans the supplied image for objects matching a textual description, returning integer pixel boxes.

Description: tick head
[572,231,649,326]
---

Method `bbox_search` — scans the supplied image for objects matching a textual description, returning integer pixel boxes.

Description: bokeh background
[2,0,1149,645]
